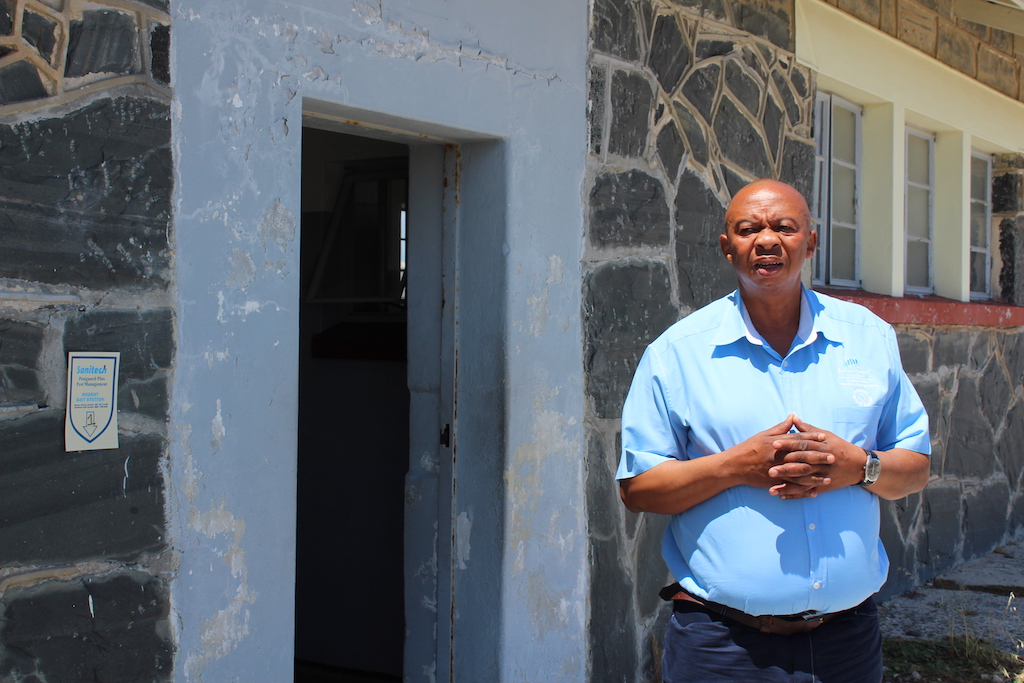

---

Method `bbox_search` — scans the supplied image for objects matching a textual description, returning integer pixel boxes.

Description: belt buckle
[796,610,826,622]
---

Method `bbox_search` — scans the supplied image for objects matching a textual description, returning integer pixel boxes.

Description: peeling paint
[546,254,564,285]
[226,248,256,289]
[455,511,472,570]
[524,290,549,337]
[211,399,225,452]
[256,200,297,254]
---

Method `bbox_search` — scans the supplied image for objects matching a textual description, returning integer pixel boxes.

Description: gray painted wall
[169,1,588,681]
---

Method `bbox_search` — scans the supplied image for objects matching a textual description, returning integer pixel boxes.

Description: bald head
[725,179,811,235]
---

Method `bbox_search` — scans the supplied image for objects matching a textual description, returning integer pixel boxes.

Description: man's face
[719,181,817,297]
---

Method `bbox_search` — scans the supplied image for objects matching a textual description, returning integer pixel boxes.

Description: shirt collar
[712,287,835,356]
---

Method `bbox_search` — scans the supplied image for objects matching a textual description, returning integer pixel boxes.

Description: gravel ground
[878,543,1024,657]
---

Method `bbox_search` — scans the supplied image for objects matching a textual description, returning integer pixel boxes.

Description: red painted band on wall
[818,289,1024,327]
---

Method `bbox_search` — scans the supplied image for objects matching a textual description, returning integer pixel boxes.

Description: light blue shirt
[617,288,931,616]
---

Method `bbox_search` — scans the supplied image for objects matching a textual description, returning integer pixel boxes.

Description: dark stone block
[66,10,138,78]
[963,481,1009,559]
[969,332,993,371]
[150,24,170,85]
[589,534,638,683]
[992,173,1021,214]
[0,319,45,405]
[649,15,690,93]
[995,401,1024,480]
[586,430,622,541]
[680,62,720,124]
[725,59,762,116]
[771,69,802,126]
[586,261,678,345]
[732,0,791,49]
[138,0,170,10]
[722,165,750,199]
[979,357,1011,430]
[23,11,58,65]
[0,410,165,564]
[780,136,816,209]
[0,60,48,105]
[897,331,930,375]
[932,329,970,370]
[0,46,12,59]
[879,501,915,598]
[999,217,1024,305]
[657,121,685,179]
[675,171,735,308]
[946,375,996,478]
[912,378,940,452]
[593,0,643,62]
[742,45,767,81]
[63,309,172,420]
[0,97,172,290]
[0,572,172,682]
[590,170,671,249]
[635,513,671,618]
[790,65,809,98]
[587,341,646,419]
[639,0,655,39]
[762,92,784,162]
[589,63,607,157]
[1000,331,1024,385]
[609,70,654,159]
[674,102,708,167]
[922,484,962,572]
[696,40,734,60]
[714,96,772,180]
[0,0,10,35]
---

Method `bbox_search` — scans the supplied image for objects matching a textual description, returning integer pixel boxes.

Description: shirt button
[808,523,816,530]
[782,361,788,368]
[813,582,821,589]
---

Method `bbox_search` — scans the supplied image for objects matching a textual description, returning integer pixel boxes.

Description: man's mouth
[754,260,784,275]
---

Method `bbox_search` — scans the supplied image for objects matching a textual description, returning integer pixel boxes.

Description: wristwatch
[859,449,881,486]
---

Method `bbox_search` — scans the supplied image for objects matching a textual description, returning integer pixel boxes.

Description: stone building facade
[585,0,1024,680]
[0,0,1020,681]
[0,1,174,681]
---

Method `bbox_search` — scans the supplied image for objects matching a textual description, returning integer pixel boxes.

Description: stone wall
[586,0,816,679]
[586,2,1024,681]
[0,2,174,681]
[827,0,1024,102]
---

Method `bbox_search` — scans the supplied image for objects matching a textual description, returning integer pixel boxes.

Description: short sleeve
[876,325,931,454]
[616,345,687,480]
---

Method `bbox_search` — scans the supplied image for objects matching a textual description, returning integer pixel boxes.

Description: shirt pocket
[832,405,883,446]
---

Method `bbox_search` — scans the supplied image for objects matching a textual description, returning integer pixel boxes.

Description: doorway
[294,127,410,682]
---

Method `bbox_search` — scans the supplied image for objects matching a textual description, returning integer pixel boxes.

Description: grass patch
[883,638,1024,682]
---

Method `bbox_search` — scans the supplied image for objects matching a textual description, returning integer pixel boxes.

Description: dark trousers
[662,598,882,683]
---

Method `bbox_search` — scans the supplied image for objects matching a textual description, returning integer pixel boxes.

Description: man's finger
[764,414,797,435]
[776,451,836,465]
[791,415,826,440]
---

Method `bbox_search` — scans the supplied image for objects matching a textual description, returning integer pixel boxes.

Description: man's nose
[754,228,781,250]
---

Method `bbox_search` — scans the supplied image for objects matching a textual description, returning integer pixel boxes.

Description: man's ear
[719,233,732,262]
[806,229,818,258]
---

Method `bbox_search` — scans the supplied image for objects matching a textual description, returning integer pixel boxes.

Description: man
[617,179,931,682]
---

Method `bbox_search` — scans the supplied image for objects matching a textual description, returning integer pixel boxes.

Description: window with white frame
[904,128,935,294]
[969,152,993,299]
[812,93,861,287]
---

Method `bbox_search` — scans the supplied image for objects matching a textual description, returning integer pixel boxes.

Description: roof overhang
[953,0,1024,45]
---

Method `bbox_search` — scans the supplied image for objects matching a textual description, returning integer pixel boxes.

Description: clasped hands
[734,414,866,500]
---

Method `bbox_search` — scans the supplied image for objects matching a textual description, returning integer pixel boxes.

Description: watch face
[864,451,881,483]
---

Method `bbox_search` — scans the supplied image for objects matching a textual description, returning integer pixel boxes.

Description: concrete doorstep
[879,541,1024,658]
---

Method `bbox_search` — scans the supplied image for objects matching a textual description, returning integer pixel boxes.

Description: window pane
[970,202,988,249]
[970,251,988,294]
[907,134,929,185]
[970,156,988,202]
[832,105,856,164]
[906,241,929,289]
[830,225,856,282]
[906,185,930,238]
[832,164,856,225]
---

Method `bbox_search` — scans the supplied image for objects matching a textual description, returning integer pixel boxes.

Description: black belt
[659,583,853,636]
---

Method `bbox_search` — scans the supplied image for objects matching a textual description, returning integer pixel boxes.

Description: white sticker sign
[65,352,120,452]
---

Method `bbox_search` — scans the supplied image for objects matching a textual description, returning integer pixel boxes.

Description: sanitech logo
[844,357,859,367]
